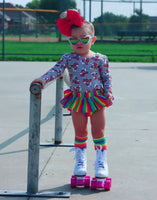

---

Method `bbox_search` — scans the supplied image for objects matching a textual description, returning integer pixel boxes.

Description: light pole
[83,0,86,19]
[140,0,143,30]
[89,0,92,22]
[100,0,103,40]
[2,0,5,61]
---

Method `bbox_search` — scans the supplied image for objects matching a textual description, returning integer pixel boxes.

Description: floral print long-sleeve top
[41,52,112,95]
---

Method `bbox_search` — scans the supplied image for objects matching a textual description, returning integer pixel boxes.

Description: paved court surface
[0,61,157,200]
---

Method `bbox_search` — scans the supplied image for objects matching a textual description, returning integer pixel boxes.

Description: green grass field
[0,40,157,62]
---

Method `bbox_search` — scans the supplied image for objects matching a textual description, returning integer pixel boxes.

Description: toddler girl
[31,9,113,189]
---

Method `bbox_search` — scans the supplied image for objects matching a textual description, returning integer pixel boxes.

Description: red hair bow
[57,10,84,36]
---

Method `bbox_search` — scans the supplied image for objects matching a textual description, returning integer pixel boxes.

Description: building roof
[0,3,35,22]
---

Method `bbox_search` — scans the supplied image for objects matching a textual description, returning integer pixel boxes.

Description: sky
[3,0,157,21]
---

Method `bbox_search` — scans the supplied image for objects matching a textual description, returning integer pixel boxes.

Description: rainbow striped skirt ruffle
[60,88,109,116]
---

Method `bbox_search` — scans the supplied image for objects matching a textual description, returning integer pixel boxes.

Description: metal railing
[0,73,72,198]
[27,74,73,197]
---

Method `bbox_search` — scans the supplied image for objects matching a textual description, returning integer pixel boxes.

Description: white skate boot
[95,148,109,178]
[73,148,87,176]
[91,148,112,190]
[70,148,90,188]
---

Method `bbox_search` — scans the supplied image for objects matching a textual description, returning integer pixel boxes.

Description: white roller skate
[70,148,90,188]
[91,148,112,190]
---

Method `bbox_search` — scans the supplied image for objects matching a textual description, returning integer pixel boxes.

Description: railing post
[27,84,42,194]
[0,82,71,198]
[54,77,64,144]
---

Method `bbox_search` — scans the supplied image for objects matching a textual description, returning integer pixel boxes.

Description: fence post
[54,77,64,144]
[27,84,42,194]
[2,0,5,61]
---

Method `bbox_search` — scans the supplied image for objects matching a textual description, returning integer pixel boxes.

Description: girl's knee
[72,111,88,137]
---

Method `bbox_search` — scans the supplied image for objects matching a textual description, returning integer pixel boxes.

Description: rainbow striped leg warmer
[75,136,88,149]
[93,136,107,151]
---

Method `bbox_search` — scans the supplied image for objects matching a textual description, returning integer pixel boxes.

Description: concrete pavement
[0,61,157,200]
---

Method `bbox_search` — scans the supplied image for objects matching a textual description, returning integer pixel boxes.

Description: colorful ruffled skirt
[60,88,110,116]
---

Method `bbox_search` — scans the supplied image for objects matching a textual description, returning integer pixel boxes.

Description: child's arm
[40,55,68,84]
[99,55,113,106]
[99,55,112,94]
[30,54,68,89]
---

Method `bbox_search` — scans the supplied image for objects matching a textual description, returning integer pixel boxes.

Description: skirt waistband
[66,88,104,98]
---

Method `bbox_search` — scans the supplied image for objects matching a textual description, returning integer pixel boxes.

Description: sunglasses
[68,35,92,45]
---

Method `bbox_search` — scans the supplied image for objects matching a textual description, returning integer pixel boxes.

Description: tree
[26,0,40,9]
[15,4,24,8]
[26,0,76,24]
[128,9,149,31]
[40,0,76,10]
[93,12,129,36]
[39,0,76,24]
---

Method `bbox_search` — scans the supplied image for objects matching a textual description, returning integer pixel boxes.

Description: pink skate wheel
[97,181,104,189]
[91,177,97,190]
[104,177,112,191]
[76,178,84,187]
[84,175,90,187]
[71,175,76,188]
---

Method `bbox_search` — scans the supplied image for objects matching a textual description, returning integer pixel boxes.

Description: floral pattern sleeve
[99,55,112,95]
[41,54,68,83]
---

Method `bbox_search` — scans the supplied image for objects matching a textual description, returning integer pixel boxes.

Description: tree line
[93,10,149,36]
[15,0,150,36]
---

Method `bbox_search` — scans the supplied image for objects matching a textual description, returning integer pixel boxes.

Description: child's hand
[30,78,45,99]
[105,93,114,107]
[30,78,45,89]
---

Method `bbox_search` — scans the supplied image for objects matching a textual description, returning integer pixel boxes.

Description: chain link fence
[0,6,157,61]
[1,7,157,41]
[0,7,60,40]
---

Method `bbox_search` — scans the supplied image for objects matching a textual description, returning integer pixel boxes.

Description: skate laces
[95,146,105,170]
[70,147,86,167]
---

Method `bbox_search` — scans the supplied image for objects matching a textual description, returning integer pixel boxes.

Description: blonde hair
[60,9,79,19]
[82,21,95,36]
[71,21,95,36]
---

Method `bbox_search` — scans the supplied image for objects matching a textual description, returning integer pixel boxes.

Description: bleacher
[117,31,157,41]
